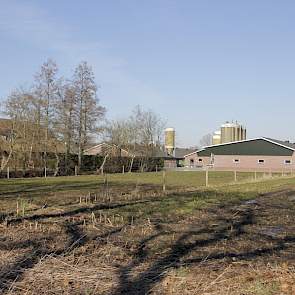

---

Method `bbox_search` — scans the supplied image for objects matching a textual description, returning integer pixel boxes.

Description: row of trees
[105,105,165,157]
[0,59,166,175]
[1,59,105,173]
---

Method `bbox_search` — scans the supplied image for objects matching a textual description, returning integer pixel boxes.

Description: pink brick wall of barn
[184,154,295,172]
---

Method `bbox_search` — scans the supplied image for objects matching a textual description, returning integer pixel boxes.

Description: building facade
[184,138,295,172]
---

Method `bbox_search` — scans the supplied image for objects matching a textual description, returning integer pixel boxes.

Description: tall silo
[241,126,247,140]
[212,130,221,145]
[234,124,242,141]
[165,128,175,156]
[220,121,247,143]
[220,122,238,143]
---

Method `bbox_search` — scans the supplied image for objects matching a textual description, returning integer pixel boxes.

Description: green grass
[0,170,286,196]
[0,171,295,221]
[243,280,280,295]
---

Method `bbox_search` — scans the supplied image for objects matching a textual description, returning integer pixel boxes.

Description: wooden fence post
[122,165,125,174]
[162,170,166,192]
[234,170,237,182]
[106,174,109,197]
[75,166,78,176]
[44,167,47,178]
[7,167,9,179]
[103,173,108,197]
[136,175,139,192]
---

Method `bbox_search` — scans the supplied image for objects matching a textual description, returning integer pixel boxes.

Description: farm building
[159,148,196,168]
[83,143,132,157]
[84,143,195,169]
[184,137,295,172]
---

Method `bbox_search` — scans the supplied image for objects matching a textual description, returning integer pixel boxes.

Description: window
[233,159,240,163]
[198,158,203,162]
[284,160,292,164]
[258,159,265,164]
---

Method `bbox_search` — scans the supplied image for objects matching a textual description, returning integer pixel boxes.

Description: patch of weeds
[175,266,190,277]
[244,280,280,295]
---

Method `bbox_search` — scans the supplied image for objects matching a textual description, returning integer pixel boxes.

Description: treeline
[105,105,165,157]
[0,154,164,178]
[0,59,105,174]
[0,59,166,175]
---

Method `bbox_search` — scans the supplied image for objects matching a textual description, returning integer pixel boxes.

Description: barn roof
[184,137,295,157]
[154,148,196,159]
[83,143,133,157]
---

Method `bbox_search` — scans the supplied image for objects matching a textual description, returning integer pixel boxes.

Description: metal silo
[165,128,175,156]
[220,122,246,143]
[234,124,242,141]
[212,130,221,145]
[221,122,236,143]
[242,127,247,140]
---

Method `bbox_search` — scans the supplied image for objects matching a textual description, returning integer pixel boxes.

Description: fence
[138,169,295,192]
[72,169,295,195]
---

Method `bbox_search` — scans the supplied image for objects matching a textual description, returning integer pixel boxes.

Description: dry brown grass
[0,174,295,294]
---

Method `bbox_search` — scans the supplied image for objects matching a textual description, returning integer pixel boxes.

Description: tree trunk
[0,150,13,172]
[129,156,135,173]
[99,154,109,175]
[53,149,60,177]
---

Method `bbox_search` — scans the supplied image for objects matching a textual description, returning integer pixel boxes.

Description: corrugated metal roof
[264,137,295,150]
[185,138,295,157]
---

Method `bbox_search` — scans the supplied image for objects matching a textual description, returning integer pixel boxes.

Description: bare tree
[105,119,133,148]
[0,119,16,172]
[34,59,59,173]
[105,106,165,157]
[1,59,107,175]
[105,106,165,171]
[54,82,76,173]
[199,133,212,147]
[131,105,165,156]
[3,88,38,172]
[72,61,106,170]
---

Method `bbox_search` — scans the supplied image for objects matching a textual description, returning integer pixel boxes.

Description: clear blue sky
[1,0,295,146]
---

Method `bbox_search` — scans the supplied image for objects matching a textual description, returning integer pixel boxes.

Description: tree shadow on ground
[0,181,161,197]
[112,195,295,295]
[5,188,224,225]
[0,188,294,294]
[0,221,124,294]
[6,199,150,225]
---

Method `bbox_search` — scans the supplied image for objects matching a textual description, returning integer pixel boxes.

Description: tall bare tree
[54,82,76,172]
[72,61,105,170]
[105,105,165,158]
[1,59,106,175]
[3,88,39,172]
[131,105,165,156]
[34,59,59,173]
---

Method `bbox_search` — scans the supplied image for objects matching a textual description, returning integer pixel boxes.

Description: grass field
[0,171,295,294]
[0,170,287,195]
